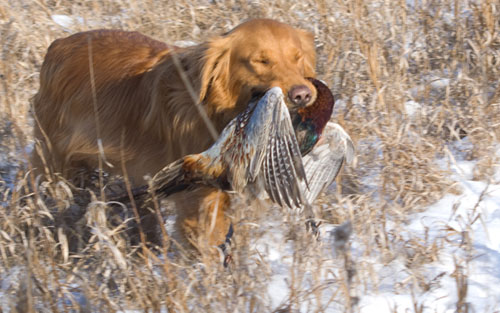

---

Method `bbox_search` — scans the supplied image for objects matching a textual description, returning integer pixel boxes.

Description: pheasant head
[292,78,334,156]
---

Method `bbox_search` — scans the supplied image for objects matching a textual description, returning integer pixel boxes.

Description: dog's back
[32,30,175,179]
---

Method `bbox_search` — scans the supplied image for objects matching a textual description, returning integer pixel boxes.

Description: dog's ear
[199,36,232,103]
[298,29,316,77]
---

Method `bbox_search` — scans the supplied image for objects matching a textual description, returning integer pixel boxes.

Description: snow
[357,145,500,312]
[50,13,129,32]
[404,100,421,118]
[360,191,500,311]
[256,142,500,312]
[51,14,84,30]
[173,40,198,47]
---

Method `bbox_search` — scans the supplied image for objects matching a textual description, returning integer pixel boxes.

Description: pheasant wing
[227,87,307,208]
[224,89,277,192]
[301,122,354,205]
[261,89,307,209]
[147,87,308,210]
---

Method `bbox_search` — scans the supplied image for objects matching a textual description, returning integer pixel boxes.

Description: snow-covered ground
[359,148,500,312]
[260,143,500,312]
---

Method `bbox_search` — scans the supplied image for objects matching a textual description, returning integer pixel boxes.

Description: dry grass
[1,0,499,312]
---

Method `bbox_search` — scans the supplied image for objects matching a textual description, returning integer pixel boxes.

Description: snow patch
[51,14,84,30]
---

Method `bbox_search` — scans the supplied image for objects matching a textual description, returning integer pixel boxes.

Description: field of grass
[0,0,499,312]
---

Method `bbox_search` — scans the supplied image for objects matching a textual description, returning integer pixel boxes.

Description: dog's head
[199,19,317,114]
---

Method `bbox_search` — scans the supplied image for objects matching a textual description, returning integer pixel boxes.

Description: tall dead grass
[0,0,499,312]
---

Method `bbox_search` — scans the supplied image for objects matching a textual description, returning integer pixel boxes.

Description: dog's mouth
[250,84,277,98]
[250,89,267,101]
[250,87,298,110]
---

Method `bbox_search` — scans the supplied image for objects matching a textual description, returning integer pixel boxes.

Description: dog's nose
[288,85,312,107]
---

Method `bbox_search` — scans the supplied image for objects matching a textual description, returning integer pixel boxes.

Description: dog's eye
[250,58,271,66]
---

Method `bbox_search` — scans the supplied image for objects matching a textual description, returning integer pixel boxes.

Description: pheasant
[135,85,306,209]
[125,78,353,210]
[116,79,353,265]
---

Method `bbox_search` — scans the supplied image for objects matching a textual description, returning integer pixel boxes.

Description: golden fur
[32,19,317,247]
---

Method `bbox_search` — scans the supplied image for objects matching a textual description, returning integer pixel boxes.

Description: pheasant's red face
[226,19,317,112]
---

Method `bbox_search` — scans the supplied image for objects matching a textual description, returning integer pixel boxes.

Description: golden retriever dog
[32,19,317,250]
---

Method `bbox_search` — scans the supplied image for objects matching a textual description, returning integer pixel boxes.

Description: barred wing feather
[216,87,307,208]
[262,98,307,208]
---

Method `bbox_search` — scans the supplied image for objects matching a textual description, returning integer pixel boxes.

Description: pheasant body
[126,79,354,210]
[151,87,306,208]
